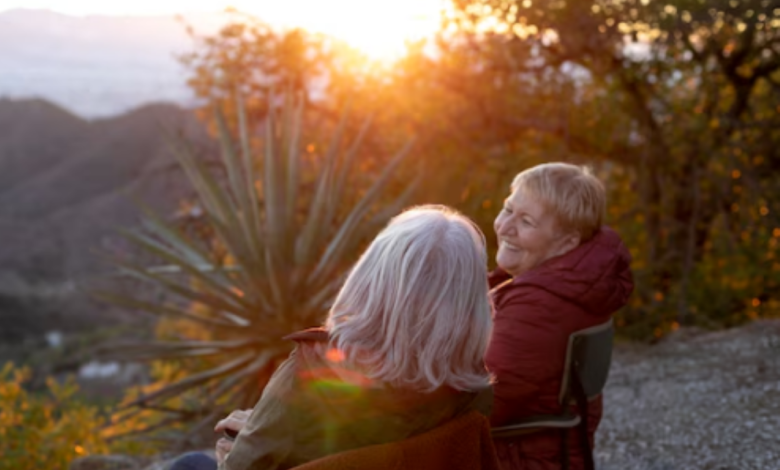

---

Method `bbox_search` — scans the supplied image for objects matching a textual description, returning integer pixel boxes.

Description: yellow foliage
[0,361,171,465]
[0,363,108,470]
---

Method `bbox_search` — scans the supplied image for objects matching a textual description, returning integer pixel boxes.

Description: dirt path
[596,320,780,470]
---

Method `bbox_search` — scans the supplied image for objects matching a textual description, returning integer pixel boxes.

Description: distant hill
[0,97,208,278]
[0,9,229,118]
[0,98,209,343]
[0,99,89,195]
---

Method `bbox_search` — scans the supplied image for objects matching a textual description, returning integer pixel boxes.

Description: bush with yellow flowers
[0,316,225,467]
[0,362,109,469]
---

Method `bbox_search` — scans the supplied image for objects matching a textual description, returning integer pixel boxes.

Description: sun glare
[5,0,450,61]
[234,0,449,61]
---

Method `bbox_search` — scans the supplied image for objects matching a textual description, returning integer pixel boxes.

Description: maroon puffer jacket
[486,227,634,470]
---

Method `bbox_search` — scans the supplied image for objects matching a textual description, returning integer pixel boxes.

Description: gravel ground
[596,320,780,470]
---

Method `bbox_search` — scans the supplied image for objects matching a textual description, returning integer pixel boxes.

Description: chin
[496,260,518,276]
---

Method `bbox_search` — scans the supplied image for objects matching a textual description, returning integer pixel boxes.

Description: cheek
[514,228,532,247]
[516,231,548,263]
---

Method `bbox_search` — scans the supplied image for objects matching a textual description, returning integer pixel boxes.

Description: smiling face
[494,189,581,277]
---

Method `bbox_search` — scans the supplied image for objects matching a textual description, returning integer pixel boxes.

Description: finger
[217,437,234,452]
[230,409,252,422]
[214,416,247,433]
[215,410,251,431]
[214,417,237,432]
[214,417,229,432]
[215,438,233,465]
[229,409,249,419]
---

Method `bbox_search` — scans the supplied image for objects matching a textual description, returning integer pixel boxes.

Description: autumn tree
[446,0,780,331]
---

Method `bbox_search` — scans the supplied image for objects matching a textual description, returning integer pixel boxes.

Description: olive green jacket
[221,329,493,470]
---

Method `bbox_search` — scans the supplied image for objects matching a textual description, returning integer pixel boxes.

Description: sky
[0,0,449,59]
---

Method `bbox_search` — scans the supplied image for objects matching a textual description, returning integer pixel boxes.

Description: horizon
[0,1,448,118]
[0,1,447,60]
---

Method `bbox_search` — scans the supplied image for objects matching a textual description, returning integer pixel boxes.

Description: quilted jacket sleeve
[485,295,569,427]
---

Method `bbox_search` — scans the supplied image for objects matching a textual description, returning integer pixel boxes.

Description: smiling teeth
[501,241,520,250]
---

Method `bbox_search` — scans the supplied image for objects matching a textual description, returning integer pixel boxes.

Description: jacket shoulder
[492,281,559,309]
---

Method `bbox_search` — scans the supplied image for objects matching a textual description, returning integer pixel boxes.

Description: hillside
[0,98,207,344]
[0,99,89,194]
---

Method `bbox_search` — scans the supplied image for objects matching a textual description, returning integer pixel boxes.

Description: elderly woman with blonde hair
[188,205,495,470]
[487,163,634,470]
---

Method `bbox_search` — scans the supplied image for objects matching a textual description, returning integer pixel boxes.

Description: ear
[554,231,581,257]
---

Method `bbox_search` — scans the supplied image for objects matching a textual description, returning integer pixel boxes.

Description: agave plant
[98,92,416,440]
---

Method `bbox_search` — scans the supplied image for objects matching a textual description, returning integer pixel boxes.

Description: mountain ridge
[0,97,207,280]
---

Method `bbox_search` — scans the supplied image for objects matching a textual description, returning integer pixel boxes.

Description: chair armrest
[491,414,581,438]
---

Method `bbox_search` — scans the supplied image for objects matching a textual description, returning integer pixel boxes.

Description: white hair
[325,205,493,392]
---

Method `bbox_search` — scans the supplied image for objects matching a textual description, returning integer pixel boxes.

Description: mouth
[500,241,521,251]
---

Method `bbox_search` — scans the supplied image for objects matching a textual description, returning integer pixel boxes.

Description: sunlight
[2,0,450,61]
[233,0,449,61]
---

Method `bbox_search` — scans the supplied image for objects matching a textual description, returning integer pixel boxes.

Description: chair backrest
[558,318,614,404]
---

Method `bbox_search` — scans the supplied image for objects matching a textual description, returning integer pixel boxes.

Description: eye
[503,205,513,214]
[521,218,533,226]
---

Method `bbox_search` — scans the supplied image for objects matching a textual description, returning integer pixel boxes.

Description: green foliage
[0,362,108,469]
[99,92,416,437]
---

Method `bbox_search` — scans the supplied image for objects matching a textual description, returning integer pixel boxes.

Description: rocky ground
[596,320,780,470]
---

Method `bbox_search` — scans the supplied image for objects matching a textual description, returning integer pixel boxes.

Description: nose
[495,212,514,238]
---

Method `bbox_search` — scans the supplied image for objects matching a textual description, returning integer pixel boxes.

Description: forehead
[506,189,548,216]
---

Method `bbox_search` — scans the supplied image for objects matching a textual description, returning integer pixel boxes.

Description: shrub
[0,362,108,469]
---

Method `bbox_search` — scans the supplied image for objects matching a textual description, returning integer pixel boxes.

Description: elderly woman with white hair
[189,205,495,470]
[486,163,634,470]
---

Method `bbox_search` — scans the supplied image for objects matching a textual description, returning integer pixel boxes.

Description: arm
[220,351,298,470]
[486,298,568,427]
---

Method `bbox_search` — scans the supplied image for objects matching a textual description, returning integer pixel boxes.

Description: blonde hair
[511,162,605,241]
[325,205,492,392]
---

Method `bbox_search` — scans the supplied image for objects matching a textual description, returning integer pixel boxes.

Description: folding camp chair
[491,318,614,470]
